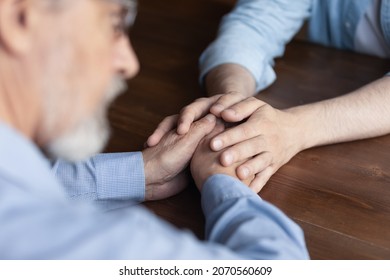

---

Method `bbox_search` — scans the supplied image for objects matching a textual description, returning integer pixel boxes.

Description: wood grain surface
[105,0,390,259]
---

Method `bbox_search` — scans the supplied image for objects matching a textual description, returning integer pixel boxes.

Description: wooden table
[106,0,390,259]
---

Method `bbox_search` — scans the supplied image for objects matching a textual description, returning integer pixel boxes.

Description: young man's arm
[147,0,312,144]
[205,75,390,192]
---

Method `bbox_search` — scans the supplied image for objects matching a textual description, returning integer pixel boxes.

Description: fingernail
[213,104,224,112]
[212,139,223,150]
[223,153,233,165]
[240,167,250,179]
[205,114,216,122]
[224,108,236,116]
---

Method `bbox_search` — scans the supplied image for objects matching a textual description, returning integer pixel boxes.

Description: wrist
[205,64,256,97]
[144,183,154,201]
[284,105,323,151]
[193,165,244,192]
[141,150,156,187]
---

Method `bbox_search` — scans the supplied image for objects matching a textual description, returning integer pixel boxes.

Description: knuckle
[162,114,176,124]
[213,94,224,100]
[252,154,270,172]
[192,118,206,129]
[241,125,256,138]
[219,92,242,104]
[180,106,190,114]
[260,104,275,116]
[157,121,169,130]
[215,97,229,106]
[255,136,267,149]
[225,90,242,96]
[247,96,258,103]
[196,118,208,127]
[236,144,253,160]
[161,116,171,123]
[264,165,275,177]
[252,161,265,174]
[194,97,207,103]
[263,152,274,163]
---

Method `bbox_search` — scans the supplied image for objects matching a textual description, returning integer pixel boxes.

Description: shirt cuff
[199,30,277,93]
[201,174,261,216]
[94,152,145,202]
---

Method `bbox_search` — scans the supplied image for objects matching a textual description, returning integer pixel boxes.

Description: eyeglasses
[106,0,138,28]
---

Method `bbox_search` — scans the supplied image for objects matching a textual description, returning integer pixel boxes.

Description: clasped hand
[147,94,302,193]
[142,113,255,201]
[142,114,215,201]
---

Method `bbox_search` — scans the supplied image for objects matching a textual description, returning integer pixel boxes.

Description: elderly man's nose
[114,37,139,79]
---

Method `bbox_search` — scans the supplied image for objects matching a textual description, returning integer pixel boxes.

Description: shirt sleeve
[51,152,145,210]
[1,172,308,259]
[199,0,312,92]
[201,174,309,259]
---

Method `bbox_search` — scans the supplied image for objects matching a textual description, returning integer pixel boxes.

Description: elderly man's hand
[146,95,223,146]
[142,114,216,201]
[190,122,254,191]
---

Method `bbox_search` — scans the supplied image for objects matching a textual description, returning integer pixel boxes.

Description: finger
[194,121,226,154]
[177,95,221,135]
[210,121,258,151]
[210,92,248,117]
[219,136,267,166]
[183,114,217,148]
[221,97,266,122]
[204,120,226,141]
[248,166,274,193]
[236,152,273,180]
[147,115,179,147]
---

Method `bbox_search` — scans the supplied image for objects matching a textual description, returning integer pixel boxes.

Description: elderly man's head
[0,0,139,161]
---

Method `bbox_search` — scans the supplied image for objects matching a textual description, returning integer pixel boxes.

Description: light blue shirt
[0,123,309,259]
[354,0,390,57]
[200,0,390,92]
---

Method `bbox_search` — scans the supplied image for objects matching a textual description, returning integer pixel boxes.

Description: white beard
[46,76,127,162]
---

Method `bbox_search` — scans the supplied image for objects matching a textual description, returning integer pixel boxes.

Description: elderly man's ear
[0,0,37,55]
